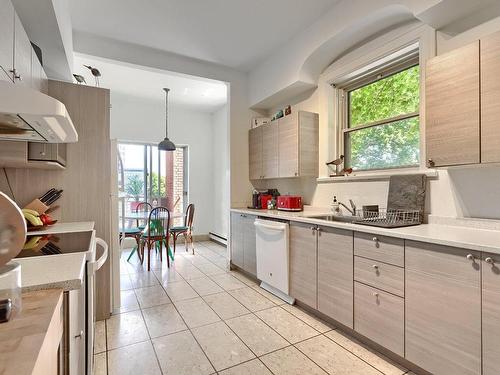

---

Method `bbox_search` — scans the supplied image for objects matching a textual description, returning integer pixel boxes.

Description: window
[341,62,420,171]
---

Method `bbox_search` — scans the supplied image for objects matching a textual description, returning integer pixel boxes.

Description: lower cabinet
[317,226,353,328]
[405,241,481,375]
[230,212,257,276]
[482,253,500,375]
[69,289,86,375]
[354,282,404,356]
[289,222,317,308]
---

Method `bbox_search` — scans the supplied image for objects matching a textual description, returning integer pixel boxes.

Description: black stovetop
[16,231,92,258]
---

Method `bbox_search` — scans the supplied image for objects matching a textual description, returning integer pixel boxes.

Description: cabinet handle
[310,226,317,231]
[466,254,475,261]
[372,264,379,270]
[427,159,435,167]
[485,257,495,265]
[316,228,322,233]
[294,172,298,176]
[373,292,379,297]
[74,330,84,339]
[372,237,379,242]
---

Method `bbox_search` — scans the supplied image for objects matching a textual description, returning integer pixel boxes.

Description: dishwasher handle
[87,237,109,276]
[254,220,287,232]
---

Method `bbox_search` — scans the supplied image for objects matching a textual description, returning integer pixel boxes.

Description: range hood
[0,81,77,143]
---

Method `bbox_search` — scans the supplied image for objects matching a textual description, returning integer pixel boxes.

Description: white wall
[111,91,216,234]
[211,105,229,238]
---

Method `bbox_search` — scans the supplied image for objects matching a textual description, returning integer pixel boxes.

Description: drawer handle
[372,264,379,270]
[485,257,495,265]
[466,254,475,262]
[310,226,317,232]
[373,292,379,297]
[372,237,378,242]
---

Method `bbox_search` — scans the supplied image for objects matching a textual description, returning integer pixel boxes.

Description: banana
[22,208,40,216]
[23,236,42,250]
[24,212,43,226]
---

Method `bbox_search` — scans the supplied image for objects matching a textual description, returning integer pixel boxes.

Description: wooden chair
[121,202,152,262]
[139,206,171,271]
[170,204,195,255]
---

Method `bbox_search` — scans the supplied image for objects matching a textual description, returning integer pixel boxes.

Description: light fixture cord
[164,88,170,138]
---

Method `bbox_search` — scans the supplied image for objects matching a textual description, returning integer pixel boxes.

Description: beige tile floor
[93,240,412,375]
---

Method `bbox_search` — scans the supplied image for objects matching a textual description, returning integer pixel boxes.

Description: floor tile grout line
[322,331,402,374]
[292,338,345,375]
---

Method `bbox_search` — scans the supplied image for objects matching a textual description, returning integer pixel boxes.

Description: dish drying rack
[353,208,422,228]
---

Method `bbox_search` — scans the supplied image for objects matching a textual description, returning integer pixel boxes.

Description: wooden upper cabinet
[482,253,500,375]
[425,41,480,167]
[0,0,14,82]
[13,13,32,87]
[278,114,299,177]
[317,226,353,328]
[261,123,278,179]
[481,31,500,163]
[289,222,317,308]
[248,126,263,180]
[405,241,481,375]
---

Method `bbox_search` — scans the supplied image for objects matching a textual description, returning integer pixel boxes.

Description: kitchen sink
[308,214,356,223]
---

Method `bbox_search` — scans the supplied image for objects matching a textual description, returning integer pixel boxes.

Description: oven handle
[87,237,108,276]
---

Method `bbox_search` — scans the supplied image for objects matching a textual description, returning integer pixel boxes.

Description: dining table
[120,210,185,263]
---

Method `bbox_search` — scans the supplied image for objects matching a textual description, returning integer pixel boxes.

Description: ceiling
[73,54,227,112]
[69,0,340,71]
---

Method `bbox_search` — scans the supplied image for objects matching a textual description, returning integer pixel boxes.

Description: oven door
[86,237,108,375]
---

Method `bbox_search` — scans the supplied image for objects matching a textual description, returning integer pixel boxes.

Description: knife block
[23,199,49,215]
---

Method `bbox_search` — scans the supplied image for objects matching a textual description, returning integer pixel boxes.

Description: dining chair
[170,203,195,255]
[122,202,152,262]
[139,206,171,271]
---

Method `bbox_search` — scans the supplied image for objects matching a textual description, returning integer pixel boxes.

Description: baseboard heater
[209,232,227,246]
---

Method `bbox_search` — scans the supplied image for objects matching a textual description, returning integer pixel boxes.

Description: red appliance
[260,194,273,209]
[277,195,303,211]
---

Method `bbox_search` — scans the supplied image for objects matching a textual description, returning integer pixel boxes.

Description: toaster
[277,195,303,211]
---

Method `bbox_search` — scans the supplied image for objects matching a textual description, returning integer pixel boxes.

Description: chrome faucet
[339,199,357,216]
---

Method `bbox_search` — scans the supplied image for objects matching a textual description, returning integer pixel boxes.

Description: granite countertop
[0,289,63,375]
[232,207,500,255]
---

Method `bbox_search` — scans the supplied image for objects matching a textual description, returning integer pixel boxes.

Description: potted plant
[126,174,144,211]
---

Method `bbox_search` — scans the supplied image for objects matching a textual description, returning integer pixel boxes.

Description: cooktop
[15,231,92,258]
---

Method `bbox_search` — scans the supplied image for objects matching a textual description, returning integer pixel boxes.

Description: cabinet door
[278,114,299,177]
[230,213,244,268]
[242,214,257,276]
[40,66,48,94]
[298,112,319,177]
[482,253,500,375]
[426,41,480,167]
[317,226,353,328]
[69,288,85,375]
[481,31,500,163]
[405,241,481,375]
[31,49,42,91]
[0,0,14,82]
[249,127,263,180]
[261,123,278,179]
[14,13,32,86]
[289,222,317,308]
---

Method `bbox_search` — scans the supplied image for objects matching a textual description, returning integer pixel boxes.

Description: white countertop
[9,221,95,292]
[232,207,500,255]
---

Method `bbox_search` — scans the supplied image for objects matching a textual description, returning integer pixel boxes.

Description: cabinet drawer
[354,282,404,357]
[354,232,404,267]
[354,256,404,297]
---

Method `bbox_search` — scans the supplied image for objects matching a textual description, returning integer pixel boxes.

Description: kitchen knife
[39,188,56,203]
[41,189,58,204]
[46,190,63,205]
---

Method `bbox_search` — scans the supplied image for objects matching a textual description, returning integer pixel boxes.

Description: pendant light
[158,88,176,151]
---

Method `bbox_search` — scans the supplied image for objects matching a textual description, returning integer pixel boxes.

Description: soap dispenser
[332,196,341,215]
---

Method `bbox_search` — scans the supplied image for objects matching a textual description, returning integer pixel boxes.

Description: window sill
[317,168,438,183]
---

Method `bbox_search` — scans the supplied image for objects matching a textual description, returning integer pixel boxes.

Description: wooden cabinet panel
[354,256,404,297]
[0,0,14,82]
[261,123,278,179]
[317,226,353,328]
[278,114,299,177]
[230,213,244,268]
[354,282,404,357]
[289,222,317,308]
[249,126,263,180]
[482,253,500,375]
[40,66,48,94]
[14,13,32,87]
[299,111,319,177]
[481,31,500,163]
[354,232,404,267]
[242,214,257,275]
[31,50,42,92]
[425,41,480,166]
[405,241,481,375]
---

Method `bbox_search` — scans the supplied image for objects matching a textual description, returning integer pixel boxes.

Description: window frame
[337,56,420,172]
